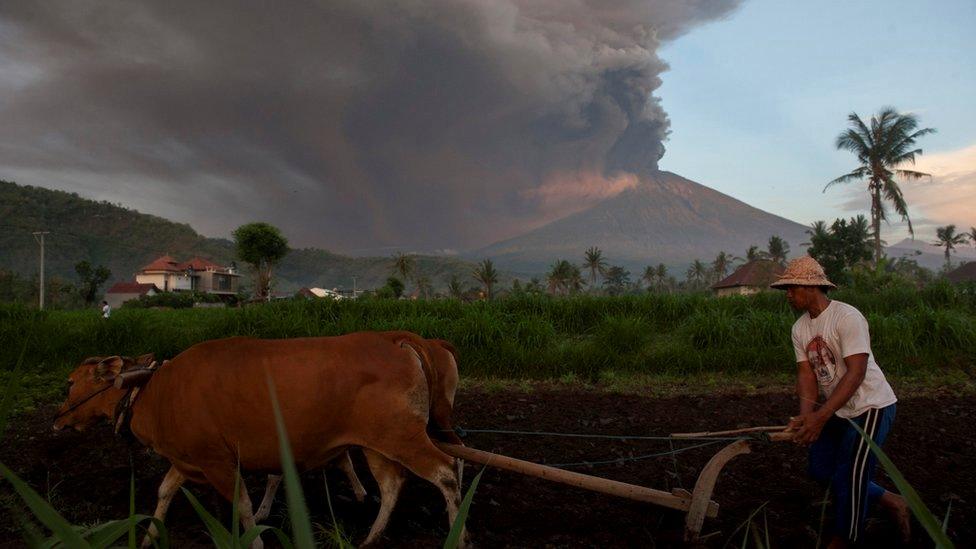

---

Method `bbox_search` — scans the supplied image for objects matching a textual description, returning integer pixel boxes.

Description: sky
[1,0,973,254]
[658,0,976,245]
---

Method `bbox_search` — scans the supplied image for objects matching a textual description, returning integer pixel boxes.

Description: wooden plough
[434,425,794,544]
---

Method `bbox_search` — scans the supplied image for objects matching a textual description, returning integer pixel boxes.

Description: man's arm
[795,360,818,415]
[792,353,868,444]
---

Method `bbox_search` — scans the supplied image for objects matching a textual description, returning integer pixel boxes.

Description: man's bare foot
[880,491,911,544]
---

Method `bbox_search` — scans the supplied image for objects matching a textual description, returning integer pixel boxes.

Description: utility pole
[352,276,358,297]
[32,231,50,310]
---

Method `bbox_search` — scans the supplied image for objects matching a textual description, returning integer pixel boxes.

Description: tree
[685,259,708,289]
[415,275,432,299]
[767,236,790,266]
[642,265,656,290]
[932,224,969,272]
[446,275,464,299]
[472,259,498,299]
[546,260,582,296]
[970,227,976,251]
[74,260,111,306]
[711,252,736,283]
[583,247,608,288]
[826,108,936,265]
[807,216,873,284]
[745,245,765,262]
[602,266,631,296]
[391,252,415,283]
[384,276,405,298]
[233,222,289,300]
[655,263,669,292]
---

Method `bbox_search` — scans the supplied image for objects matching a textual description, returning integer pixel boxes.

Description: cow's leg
[204,469,263,549]
[380,438,468,548]
[361,449,407,546]
[141,465,186,549]
[254,474,282,523]
[338,450,368,502]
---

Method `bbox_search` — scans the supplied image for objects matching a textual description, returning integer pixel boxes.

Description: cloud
[837,143,976,240]
[520,171,640,227]
[0,0,741,253]
[903,143,976,233]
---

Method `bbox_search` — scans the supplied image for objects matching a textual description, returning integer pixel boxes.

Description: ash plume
[0,0,741,252]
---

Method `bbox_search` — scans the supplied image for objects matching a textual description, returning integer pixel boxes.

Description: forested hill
[0,181,495,293]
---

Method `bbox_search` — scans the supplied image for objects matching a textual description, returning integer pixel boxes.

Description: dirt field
[1,388,972,547]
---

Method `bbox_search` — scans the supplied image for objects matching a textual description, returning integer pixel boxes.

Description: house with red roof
[134,255,240,296]
[711,259,785,297]
[104,282,160,309]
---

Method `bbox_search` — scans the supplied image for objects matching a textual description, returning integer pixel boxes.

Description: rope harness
[52,361,160,437]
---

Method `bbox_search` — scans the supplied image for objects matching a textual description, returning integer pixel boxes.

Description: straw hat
[770,256,836,289]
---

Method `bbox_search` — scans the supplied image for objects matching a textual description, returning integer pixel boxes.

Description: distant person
[772,256,909,547]
[101,300,111,319]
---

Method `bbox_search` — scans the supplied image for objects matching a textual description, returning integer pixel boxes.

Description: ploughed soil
[1,388,972,548]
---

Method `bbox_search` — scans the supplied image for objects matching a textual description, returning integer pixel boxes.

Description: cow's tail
[397,337,438,417]
[397,336,461,445]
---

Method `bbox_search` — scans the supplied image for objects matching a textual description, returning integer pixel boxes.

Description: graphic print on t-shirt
[806,336,837,385]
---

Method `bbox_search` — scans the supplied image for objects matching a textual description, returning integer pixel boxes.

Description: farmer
[101,300,111,318]
[772,256,910,547]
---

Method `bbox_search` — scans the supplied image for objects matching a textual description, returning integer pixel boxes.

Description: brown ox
[53,333,467,548]
[254,331,463,522]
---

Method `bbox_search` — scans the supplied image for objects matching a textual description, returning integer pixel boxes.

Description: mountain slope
[472,170,810,273]
[0,180,497,293]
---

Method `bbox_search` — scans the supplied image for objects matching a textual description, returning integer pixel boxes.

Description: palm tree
[767,236,790,266]
[446,275,463,299]
[472,259,499,299]
[415,275,432,299]
[547,259,581,296]
[642,265,655,290]
[583,247,608,288]
[391,251,415,282]
[685,259,708,289]
[711,252,736,283]
[804,221,830,248]
[655,264,669,292]
[602,266,631,296]
[932,225,969,272]
[745,245,765,262]
[970,227,976,251]
[826,108,936,265]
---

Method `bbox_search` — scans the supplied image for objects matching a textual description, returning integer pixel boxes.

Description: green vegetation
[233,222,290,300]
[933,224,970,272]
[2,282,974,415]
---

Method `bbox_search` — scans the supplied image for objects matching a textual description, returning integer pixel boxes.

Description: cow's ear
[94,356,124,381]
[135,353,155,367]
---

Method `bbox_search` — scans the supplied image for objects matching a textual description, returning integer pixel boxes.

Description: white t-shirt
[791,300,896,418]
[102,304,111,318]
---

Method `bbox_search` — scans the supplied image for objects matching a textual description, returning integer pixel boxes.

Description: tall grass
[2,285,974,389]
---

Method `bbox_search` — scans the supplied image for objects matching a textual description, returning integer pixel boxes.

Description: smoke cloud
[0,0,741,253]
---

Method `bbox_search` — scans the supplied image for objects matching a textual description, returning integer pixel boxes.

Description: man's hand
[788,411,829,445]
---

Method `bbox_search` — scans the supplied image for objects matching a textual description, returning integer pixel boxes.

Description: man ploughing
[772,256,910,547]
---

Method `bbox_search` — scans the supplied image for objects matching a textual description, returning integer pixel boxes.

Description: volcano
[471,171,809,275]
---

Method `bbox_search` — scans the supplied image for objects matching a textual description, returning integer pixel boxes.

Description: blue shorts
[808,404,896,543]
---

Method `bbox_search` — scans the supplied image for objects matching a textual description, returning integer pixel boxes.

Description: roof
[106,282,159,295]
[140,255,181,272]
[180,257,221,271]
[712,259,785,290]
[140,255,233,273]
[946,262,976,283]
